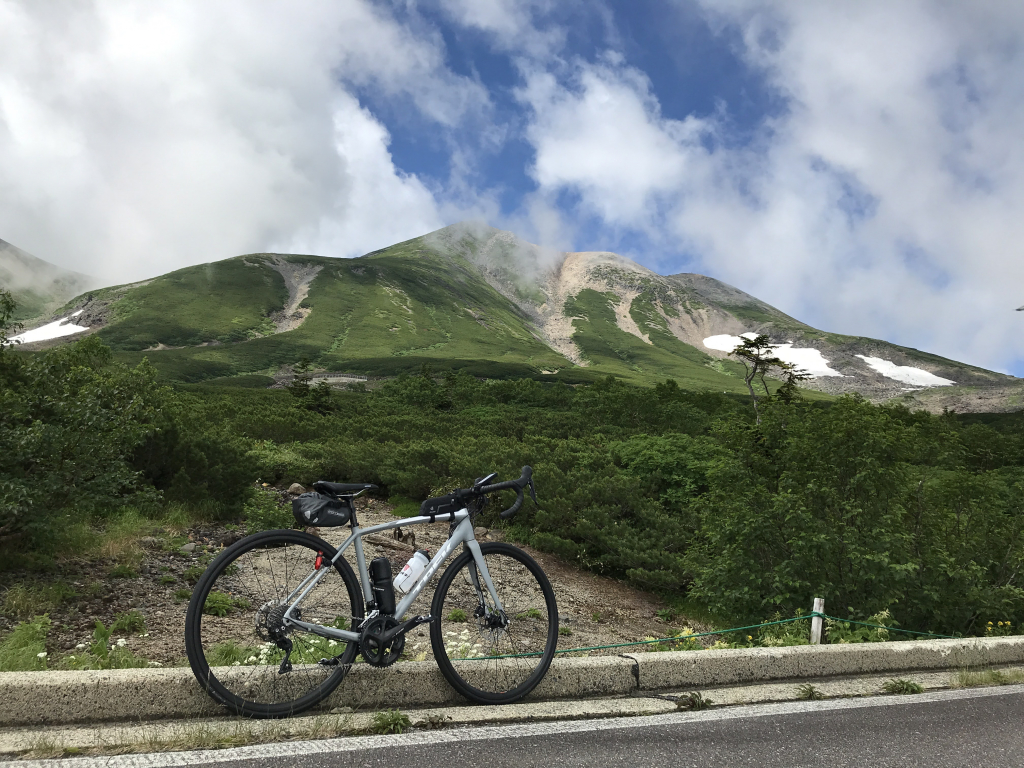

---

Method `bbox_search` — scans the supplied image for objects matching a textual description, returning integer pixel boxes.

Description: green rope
[456,612,961,661]
[820,614,960,640]
[460,615,812,660]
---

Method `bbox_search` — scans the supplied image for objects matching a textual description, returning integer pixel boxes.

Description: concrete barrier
[2,637,1021,727]
[622,636,1024,690]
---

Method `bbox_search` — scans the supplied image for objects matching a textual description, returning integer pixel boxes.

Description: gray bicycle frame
[282,509,502,643]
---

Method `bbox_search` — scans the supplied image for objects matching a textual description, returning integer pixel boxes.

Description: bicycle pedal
[317,657,340,667]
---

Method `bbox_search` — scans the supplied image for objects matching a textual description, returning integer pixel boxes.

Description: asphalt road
[8,686,1024,768]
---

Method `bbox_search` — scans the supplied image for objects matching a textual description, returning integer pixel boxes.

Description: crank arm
[381,615,434,646]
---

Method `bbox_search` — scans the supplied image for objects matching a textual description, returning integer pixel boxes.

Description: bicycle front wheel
[185,529,363,718]
[430,542,558,704]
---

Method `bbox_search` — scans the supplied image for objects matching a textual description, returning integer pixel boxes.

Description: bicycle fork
[463,540,505,625]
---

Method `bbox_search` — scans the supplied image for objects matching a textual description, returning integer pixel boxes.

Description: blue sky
[2,1,1024,376]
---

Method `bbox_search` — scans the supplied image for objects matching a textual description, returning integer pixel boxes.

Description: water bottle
[393,550,430,593]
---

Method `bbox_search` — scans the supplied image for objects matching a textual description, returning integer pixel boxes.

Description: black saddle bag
[292,492,353,527]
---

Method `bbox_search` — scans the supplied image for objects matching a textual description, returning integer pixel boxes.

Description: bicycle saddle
[313,481,379,496]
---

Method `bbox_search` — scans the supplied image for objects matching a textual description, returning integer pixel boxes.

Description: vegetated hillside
[14,222,1020,411]
[4,284,1024,639]
[0,239,94,325]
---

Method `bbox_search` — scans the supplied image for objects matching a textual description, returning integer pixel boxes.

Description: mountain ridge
[5,222,1019,413]
[0,239,95,325]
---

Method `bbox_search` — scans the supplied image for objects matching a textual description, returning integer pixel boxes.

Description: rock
[330,706,353,714]
[474,527,488,539]
[139,536,161,548]
[179,542,196,554]
[287,483,307,495]
[219,531,243,547]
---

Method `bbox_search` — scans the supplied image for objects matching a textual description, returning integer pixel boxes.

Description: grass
[515,608,544,620]
[206,640,262,666]
[369,709,412,735]
[675,691,712,711]
[109,564,138,579]
[2,582,76,620]
[796,683,824,700]
[110,610,146,635]
[18,713,360,758]
[882,678,924,695]
[446,608,468,623]
[952,667,1024,688]
[0,615,50,671]
[203,593,243,618]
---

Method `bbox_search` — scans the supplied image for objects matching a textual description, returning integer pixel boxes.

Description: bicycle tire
[430,542,558,704]
[185,529,363,718]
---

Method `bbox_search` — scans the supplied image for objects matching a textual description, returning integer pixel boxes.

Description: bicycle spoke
[186,531,362,718]
[431,543,557,704]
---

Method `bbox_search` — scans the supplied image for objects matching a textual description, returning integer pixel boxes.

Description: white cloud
[514,1,1024,374]
[0,1,482,282]
[519,58,710,228]
[435,0,567,58]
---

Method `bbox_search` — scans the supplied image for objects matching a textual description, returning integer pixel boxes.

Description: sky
[2,0,1024,375]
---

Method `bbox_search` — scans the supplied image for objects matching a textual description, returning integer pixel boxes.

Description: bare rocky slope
[431,223,1020,413]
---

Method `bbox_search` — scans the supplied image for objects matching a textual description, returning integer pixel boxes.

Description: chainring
[359,616,405,667]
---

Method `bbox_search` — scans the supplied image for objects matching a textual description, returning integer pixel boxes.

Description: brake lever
[527,478,538,506]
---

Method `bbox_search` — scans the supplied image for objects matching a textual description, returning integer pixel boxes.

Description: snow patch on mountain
[12,314,90,344]
[703,334,845,377]
[855,356,955,387]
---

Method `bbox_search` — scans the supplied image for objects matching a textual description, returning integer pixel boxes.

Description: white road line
[6,685,1023,768]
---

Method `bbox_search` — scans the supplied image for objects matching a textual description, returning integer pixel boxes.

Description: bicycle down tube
[282,508,503,642]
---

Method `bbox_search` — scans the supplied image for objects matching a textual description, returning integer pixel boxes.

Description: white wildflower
[116,638,127,647]
[37,652,47,659]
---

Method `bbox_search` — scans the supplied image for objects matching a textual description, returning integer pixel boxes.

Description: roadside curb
[2,636,1022,727]
[4,668,1024,758]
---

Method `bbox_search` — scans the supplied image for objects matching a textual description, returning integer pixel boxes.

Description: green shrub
[243,489,293,534]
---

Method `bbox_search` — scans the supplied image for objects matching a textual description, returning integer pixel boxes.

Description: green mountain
[0,239,95,325]
[11,222,1020,411]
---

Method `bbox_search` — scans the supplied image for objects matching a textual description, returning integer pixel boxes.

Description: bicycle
[184,466,558,718]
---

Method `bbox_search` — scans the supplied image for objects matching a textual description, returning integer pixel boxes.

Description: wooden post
[810,597,825,645]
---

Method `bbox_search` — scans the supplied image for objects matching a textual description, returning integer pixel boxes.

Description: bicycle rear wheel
[185,529,363,718]
[430,542,558,704]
